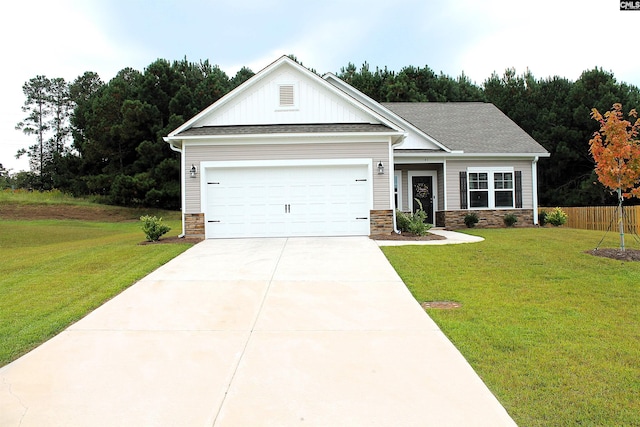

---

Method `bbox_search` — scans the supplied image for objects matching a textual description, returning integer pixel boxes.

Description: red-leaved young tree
[589,103,640,251]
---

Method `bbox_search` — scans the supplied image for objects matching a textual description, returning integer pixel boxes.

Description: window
[469,172,489,208]
[393,170,402,210]
[494,172,514,207]
[467,168,515,209]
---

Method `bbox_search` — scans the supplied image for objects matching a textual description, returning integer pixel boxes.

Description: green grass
[0,217,192,367]
[382,228,640,427]
[0,189,181,221]
[0,188,97,205]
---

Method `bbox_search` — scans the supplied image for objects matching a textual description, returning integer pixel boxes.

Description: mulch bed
[139,236,204,245]
[370,232,446,241]
[585,248,640,262]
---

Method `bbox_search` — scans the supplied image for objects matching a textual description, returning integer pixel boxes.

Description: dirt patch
[585,248,640,262]
[370,232,446,241]
[0,203,177,222]
[421,301,461,309]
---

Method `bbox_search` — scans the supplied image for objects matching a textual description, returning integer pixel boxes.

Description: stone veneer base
[436,209,534,229]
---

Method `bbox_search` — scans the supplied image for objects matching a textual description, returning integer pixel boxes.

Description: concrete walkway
[376,228,485,246]
[0,237,515,426]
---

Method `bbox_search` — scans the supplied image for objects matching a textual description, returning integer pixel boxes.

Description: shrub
[396,210,412,232]
[395,199,432,236]
[464,212,479,228]
[538,211,547,226]
[504,213,518,227]
[140,215,171,241]
[544,207,568,227]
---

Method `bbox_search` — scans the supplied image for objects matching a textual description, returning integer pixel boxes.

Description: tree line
[5,57,640,208]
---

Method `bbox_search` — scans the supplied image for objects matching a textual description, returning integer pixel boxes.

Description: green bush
[395,199,432,236]
[545,207,568,227]
[464,212,479,228]
[538,211,547,226]
[396,210,412,232]
[140,215,171,241]
[504,213,518,227]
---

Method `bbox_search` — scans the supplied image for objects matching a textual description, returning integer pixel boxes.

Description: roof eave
[394,150,550,158]
[167,130,405,144]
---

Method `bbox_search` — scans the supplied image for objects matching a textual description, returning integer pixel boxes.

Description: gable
[182,58,385,130]
[323,73,449,152]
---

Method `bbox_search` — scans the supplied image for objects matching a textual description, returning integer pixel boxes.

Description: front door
[412,175,434,224]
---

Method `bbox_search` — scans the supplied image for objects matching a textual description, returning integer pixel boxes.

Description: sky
[1,0,638,173]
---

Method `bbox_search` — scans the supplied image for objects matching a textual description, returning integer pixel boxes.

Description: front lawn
[382,228,640,427]
[0,219,193,366]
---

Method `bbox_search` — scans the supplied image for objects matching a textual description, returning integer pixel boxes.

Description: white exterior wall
[185,141,391,213]
[445,159,534,210]
[196,64,374,127]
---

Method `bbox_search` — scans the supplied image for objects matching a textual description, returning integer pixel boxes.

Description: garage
[203,162,371,238]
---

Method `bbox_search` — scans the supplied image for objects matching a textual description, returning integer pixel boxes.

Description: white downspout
[390,137,401,234]
[532,156,539,225]
[166,139,186,237]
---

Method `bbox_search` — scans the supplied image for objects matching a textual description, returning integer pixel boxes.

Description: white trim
[180,148,186,236]
[442,159,448,211]
[467,166,514,172]
[200,159,373,238]
[394,169,402,211]
[532,157,539,224]
[467,167,515,209]
[407,170,438,224]
[394,151,550,159]
[174,132,402,145]
[201,158,371,169]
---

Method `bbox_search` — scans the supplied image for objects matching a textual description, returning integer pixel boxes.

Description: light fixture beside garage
[190,164,197,178]
[377,161,384,175]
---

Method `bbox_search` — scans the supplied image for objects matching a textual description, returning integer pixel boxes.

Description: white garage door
[204,164,371,238]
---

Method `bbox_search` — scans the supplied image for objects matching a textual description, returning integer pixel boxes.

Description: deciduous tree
[589,103,640,250]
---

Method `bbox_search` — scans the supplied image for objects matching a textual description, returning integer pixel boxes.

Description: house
[165,56,549,239]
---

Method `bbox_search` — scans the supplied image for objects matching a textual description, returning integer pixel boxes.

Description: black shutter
[460,171,468,209]
[515,171,522,208]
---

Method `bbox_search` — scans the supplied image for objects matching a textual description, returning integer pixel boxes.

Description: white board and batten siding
[445,160,535,210]
[195,65,373,127]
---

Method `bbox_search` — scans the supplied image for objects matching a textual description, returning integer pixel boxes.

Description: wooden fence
[541,206,640,234]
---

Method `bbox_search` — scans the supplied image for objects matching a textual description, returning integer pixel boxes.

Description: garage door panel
[205,164,371,238]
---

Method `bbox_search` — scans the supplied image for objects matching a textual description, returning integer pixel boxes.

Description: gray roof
[382,102,548,154]
[177,123,394,137]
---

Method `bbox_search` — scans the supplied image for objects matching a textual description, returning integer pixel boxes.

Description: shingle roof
[176,123,394,137]
[382,102,548,154]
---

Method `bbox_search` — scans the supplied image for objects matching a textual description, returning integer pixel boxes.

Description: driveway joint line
[210,237,289,426]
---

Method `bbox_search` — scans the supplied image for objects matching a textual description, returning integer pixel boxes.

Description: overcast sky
[1,0,638,173]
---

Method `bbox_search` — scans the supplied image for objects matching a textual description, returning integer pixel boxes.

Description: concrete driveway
[0,237,516,426]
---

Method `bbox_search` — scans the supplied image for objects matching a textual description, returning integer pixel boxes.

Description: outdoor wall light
[377,161,384,175]
[190,164,197,178]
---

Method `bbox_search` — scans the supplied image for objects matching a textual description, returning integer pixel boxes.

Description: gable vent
[279,84,295,107]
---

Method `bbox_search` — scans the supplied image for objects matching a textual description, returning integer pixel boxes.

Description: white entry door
[204,163,370,238]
